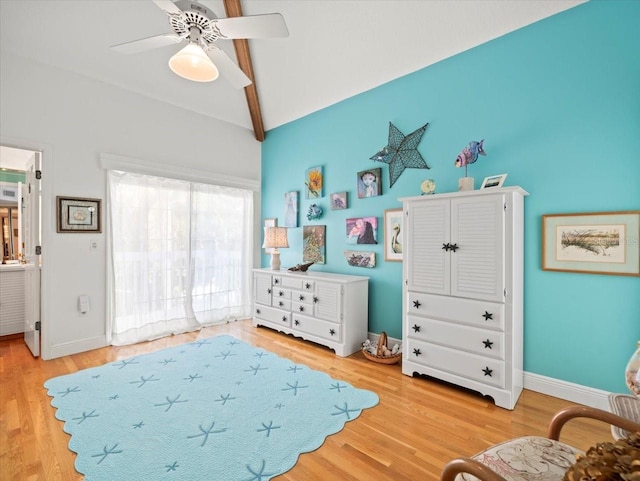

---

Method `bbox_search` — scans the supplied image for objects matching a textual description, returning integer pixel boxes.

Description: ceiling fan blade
[215,13,289,39]
[207,47,252,89]
[110,33,183,54]
[152,0,184,16]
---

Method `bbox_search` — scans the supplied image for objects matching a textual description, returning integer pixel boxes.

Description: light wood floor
[1,319,610,481]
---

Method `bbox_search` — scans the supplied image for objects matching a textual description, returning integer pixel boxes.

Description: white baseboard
[523,371,610,410]
[368,332,611,410]
[46,335,107,360]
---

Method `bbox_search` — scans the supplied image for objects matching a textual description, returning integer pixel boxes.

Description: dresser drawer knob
[278,291,284,297]
[482,311,493,321]
[313,296,319,303]
[278,301,284,307]
[413,348,421,357]
[412,324,421,333]
[274,279,279,284]
[413,300,421,309]
[256,308,261,314]
[294,319,300,326]
[482,367,493,377]
[305,282,311,289]
[299,306,304,312]
[483,339,494,349]
[329,329,336,336]
[299,294,305,301]
[282,316,287,322]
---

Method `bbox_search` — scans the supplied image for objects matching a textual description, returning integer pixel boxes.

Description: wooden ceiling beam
[223,0,265,142]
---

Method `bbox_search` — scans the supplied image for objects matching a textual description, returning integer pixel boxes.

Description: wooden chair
[440,405,640,481]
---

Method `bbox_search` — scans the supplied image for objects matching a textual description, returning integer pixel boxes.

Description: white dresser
[252,268,369,357]
[400,187,528,409]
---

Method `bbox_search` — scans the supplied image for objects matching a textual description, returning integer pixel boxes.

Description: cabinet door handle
[413,300,421,309]
[482,367,493,377]
[329,328,336,336]
[413,348,421,357]
[449,243,459,252]
[442,243,450,251]
[299,306,304,312]
[482,311,493,321]
[267,288,272,294]
[483,339,494,349]
[412,324,421,333]
[313,296,319,303]
[294,319,300,326]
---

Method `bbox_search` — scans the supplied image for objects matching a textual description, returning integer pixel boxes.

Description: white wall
[0,53,261,359]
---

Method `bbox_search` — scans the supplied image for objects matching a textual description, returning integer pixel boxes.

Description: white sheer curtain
[107,170,253,346]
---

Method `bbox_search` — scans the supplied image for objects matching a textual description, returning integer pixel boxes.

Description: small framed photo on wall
[305,166,323,199]
[57,196,101,233]
[384,208,403,261]
[330,192,348,210]
[284,191,298,227]
[357,168,382,198]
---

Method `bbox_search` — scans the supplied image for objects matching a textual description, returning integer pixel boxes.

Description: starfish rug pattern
[44,335,378,481]
[370,121,430,187]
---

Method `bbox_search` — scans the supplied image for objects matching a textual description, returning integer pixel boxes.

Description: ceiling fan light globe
[168,43,219,82]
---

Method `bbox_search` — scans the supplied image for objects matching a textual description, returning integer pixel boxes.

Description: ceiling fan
[110,0,288,88]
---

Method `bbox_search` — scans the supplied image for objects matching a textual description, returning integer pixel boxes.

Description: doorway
[0,144,42,356]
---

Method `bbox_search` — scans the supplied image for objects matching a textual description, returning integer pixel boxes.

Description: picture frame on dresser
[542,210,640,276]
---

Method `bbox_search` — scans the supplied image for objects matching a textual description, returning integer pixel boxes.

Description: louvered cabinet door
[406,199,451,296]
[450,194,505,302]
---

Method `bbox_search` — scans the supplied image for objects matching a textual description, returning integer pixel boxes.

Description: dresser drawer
[291,301,313,315]
[254,305,290,327]
[408,316,504,359]
[272,288,291,299]
[272,298,291,310]
[406,339,505,388]
[408,292,504,330]
[292,313,341,342]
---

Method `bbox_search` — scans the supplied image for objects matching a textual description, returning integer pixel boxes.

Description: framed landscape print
[542,210,640,276]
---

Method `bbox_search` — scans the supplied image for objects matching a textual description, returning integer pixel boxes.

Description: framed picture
[344,250,375,268]
[542,210,640,276]
[263,218,277,254]
[56,196,101,233]
[480,174,507,189]
[330,191,348,210]
[305,166,323,199]
[357,168,382,198]
[384,208,403,262]
[284,191,298,227]
[346,216,377,244]
[303,225,325,264]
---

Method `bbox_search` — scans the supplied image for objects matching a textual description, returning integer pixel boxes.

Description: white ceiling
[0,0,585,135]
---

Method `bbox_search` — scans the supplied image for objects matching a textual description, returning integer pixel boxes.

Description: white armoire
[400,186,528,409]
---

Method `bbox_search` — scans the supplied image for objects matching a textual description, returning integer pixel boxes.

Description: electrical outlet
[90,239,98,251]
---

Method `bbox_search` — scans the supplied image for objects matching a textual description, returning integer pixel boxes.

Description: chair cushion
[460,436,584,481]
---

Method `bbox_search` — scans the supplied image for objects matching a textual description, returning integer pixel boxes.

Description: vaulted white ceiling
[0,0,584,136]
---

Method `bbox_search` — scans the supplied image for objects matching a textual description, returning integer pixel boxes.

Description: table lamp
[263,226,289,270]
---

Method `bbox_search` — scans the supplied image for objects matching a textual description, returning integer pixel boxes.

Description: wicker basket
[362,332,402,365]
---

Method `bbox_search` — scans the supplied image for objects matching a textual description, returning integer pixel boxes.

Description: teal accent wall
[262,1,640,394]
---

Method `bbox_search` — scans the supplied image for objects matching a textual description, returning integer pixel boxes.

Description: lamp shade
[262,227,289,249]
[168,42,219,82]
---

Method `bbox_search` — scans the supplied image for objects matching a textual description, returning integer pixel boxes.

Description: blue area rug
[45,335,379,480]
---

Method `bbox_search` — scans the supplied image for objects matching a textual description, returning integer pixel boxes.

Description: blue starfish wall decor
[370,122,430,187]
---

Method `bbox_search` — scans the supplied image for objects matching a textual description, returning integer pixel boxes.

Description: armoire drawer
[406,338,505,388]
[407,292,505,330]
[407,316,504,359]
[291,313,341,342]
